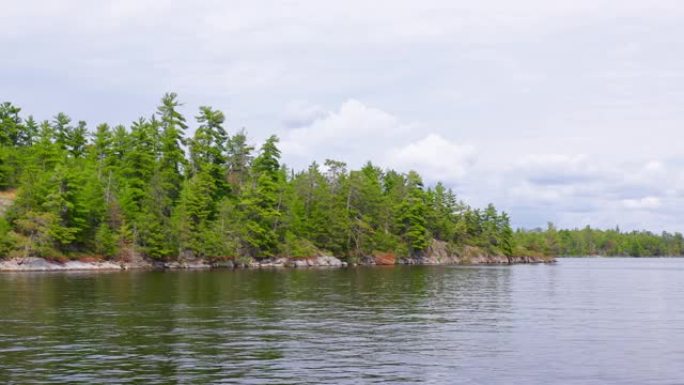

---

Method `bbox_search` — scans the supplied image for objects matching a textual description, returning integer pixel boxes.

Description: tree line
[513,224,684,257]
[0,94,515,262]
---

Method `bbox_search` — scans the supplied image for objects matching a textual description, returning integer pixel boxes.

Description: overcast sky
[2,1,683,232]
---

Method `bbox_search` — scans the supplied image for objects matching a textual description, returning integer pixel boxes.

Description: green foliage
[282,232,319,258]
[157,92,188,202]
[136,206,176,259]
[0,94,562,262]
[94,224,118,258]
[175,171,218,257]
[11,211,61,258]
[0,216,14,257]
[68,121,88,158]
[397,171,428,255]
[0,146,13,189]
[0,102,23,146]
[238,136,284,257]
[225,130,253,194]
[513,225,684,257]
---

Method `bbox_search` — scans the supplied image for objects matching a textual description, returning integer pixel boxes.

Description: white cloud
[281,101,327,128]
[280,99,414,163]
[644,160,665,173]
[515,154,599,185]
[280,100,475,183]
[385,134,476,181]
[622,196,662,210]
[466,155,684,231]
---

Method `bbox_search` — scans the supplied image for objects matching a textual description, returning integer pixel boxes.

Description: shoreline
[0,254,555,272]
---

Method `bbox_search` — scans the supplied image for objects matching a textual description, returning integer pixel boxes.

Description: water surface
[1,258,683,384]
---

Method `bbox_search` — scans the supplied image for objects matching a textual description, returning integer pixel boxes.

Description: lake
[1,258,683,384]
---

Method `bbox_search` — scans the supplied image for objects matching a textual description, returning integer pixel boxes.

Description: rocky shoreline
[0,254,554,272]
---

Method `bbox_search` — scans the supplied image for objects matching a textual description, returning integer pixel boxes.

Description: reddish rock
[78,256,102,263]
[373,252,396,265]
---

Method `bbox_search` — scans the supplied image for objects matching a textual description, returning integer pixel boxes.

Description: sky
[2,0,683,232]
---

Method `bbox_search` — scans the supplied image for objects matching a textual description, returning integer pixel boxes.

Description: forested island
[515,224,684,258]
[0,94,681,270]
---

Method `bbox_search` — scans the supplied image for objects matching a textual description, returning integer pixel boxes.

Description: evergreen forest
[0,94,514,262]
[0,94,682,262]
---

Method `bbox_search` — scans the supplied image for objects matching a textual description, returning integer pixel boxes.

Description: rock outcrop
[373,252,396,265]
[399,240,554,265]
[0,243,551,272]
[0,257,123,272]
[158,260,212,269]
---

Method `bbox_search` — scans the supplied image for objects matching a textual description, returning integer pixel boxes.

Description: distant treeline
[513,224,684,257]
[0,94,515,262]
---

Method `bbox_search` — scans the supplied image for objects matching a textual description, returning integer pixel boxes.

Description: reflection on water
[1,259,683,384]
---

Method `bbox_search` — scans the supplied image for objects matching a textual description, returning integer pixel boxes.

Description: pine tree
[40,164,83,250]
[238,135,284,257]
[31,121,62,171]
[398,171,429,255]
[345,162,384,257]
[225,130,253,194]
[52,113,73,151]
[91,123,113,175]
[66,121,88,158]
[0,102,22,146]
[175,171,218,257]
[499,212,513,257]
[18,116,38,147]
[117,119,156,215]
[190,106,229,199]
[156,92,188,203]
[287,162,338,253]
[191,106,227,172]
[0,102,24,188]
[322,159,351,256]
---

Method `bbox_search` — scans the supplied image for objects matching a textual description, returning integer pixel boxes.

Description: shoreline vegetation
[0,251,553,272]
[0,94,681,273]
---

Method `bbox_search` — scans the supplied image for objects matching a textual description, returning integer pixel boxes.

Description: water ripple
[0,259,683,384]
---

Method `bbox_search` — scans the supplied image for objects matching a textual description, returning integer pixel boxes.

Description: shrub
[282,232,319,259]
